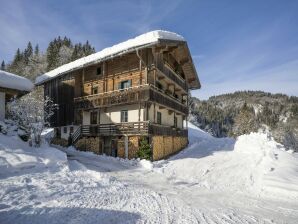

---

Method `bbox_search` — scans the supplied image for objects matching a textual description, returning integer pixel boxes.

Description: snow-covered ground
[1,122,298,223]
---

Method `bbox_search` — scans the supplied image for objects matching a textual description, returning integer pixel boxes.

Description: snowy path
[65,125,298,224]
[1,123,298,224]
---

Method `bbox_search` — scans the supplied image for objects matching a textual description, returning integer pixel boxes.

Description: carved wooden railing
[74,84,188,114]
[79,121,188,137]
[74,85,149,109]
[149,124,188,137]
[81,121,149,136]
[155,61,188,91]
[149,85,188,114]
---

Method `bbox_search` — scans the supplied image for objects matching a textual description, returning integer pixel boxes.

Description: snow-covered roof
[0,70,34,92]
[35,30,185,85]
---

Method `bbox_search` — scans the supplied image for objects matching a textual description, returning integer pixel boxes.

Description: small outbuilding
[0,70,34,121]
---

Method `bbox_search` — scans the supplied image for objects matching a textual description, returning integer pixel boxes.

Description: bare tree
[7,89,57,147]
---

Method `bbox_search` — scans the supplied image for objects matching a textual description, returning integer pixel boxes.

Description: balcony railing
[82,121,149,136]
[80,121,187,137]
[155,61,188,91]
[74,84,188,114]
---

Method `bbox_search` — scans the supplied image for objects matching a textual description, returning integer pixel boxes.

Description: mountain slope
[190,91,298,151]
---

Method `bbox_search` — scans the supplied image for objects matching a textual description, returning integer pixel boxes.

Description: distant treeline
[190,91,298,151]
[1,36,95,80]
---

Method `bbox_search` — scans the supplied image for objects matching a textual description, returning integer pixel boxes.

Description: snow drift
[159,123,298,199]
[0,126,202,224]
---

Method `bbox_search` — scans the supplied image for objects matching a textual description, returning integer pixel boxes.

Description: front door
[104,137,111,156]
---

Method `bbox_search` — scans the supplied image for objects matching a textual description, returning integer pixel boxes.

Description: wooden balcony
[74,84,188,114]
[79,121,187,137]
[155,61,188,92]
[81,121,149,136]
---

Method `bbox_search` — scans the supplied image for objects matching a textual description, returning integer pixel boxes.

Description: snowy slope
[0,129,208,224]
[1,123,298,223]
[0,70,33,92]
[159,123,298,199]
[35,30,184,84]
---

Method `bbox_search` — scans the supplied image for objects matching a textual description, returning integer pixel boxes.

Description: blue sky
[0,0,297,99]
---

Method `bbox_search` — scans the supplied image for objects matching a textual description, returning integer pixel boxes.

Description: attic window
[96,67,102,75]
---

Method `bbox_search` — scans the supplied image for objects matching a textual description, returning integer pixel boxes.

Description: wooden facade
[41,39,200,160]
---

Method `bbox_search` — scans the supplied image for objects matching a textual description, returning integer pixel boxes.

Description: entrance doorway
[111,139,118,157]
[103,137,117,157]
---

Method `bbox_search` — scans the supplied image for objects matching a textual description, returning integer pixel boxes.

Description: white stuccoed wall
[148,103,184,128]
[0,92,5,121]
[60,125,79,140]
[80,103,185,128]
[82,104,144,125]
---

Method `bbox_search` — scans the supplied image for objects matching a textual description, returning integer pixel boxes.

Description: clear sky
[1,0,297,99]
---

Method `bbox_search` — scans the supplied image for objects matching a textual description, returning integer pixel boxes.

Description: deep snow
[0,122,298,223]
[159,123,298,199]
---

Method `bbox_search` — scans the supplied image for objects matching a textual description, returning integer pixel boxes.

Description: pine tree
[24,42,33,64]
[1,60,5,70]
[14,48,23,63]
[232,102,258,136]
[34,44,39,56]
[46,41,60,71]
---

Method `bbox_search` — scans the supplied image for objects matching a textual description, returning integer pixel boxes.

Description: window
[90,111,98,124]
[92,86,98,94]
[96,67,102,75]
[56,128,61,138]
[118,80,131,90]
[63,127,67,133]
[174,116,177,128]
[157,112,162,125]
[121,110,128,122]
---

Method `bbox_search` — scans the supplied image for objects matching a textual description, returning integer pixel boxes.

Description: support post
[125,135,129,159]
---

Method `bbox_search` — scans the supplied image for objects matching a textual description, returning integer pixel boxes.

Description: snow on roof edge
[0,70,34,92]
[35,30,185,85]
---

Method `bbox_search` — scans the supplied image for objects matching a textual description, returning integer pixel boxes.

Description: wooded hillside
[190,91,298,151]
[1,36,95,81]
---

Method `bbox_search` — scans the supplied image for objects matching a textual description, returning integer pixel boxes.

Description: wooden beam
[179,58,189,66]
[154,46,166,53]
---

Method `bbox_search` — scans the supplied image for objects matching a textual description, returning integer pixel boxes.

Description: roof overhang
[35,31,200,90]
[159,40,200,90]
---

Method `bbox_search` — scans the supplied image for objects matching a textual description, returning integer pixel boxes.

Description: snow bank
[159,125,298,200]
[35,30,184,84]
[0,70,33,92]
[139,159,153,170]
[234,133,298,197]
[0,132,202,224]
[0,134,67,178]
